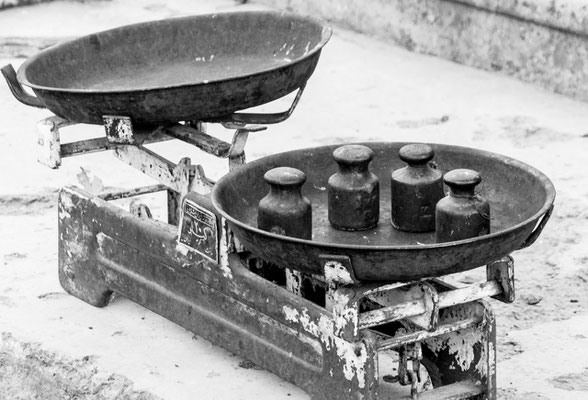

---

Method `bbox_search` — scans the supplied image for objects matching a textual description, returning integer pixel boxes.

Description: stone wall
[260,0,588,101]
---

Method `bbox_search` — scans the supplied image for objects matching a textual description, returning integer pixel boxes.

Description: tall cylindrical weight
[391,144,444,232]
[328,144,380,231]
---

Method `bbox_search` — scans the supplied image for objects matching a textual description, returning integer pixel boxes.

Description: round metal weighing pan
[2,11,332,125]
[212,142,556,282]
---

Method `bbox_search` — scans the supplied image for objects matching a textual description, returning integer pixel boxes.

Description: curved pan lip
[16,10,333,94]
[211,142,556,252]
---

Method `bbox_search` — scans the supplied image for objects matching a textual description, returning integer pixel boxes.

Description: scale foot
[58,187,113,307]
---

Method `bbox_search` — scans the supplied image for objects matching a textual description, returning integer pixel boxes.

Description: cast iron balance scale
[3,11,555,400]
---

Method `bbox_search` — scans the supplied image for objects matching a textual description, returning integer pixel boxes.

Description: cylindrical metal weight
[435,168,490,243]
[391,144,444,232]
[257,167,312,239]
[328,145,380,231]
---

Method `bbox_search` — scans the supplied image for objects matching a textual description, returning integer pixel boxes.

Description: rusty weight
[328,145,380,231]
[436,169,491,243]
[390,144,444,233]
[257,167,312,239]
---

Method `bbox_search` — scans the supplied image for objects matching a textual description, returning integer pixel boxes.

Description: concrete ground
[1,0,587,399]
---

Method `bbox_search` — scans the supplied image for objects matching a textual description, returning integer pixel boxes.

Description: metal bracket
[129,201,153,219]
[398,343,423,393]
[227,125,266,170]
[357,270,508,336]
[98,184,168,201]
[363,282,441,332]
[318,255,358,321]
[320,254,357,286]
[487,256,515,303]
[161,121,265,161]
[406,283,439,331]
[34,115,261,176]
[36,116,74,168]
[208,84,307,126]
[113,147,214,196]
[285,269,304,297]
[103,115,136,144]
[35,116,173,169]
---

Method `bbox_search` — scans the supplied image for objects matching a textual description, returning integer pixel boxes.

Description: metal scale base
[45,115,514,399]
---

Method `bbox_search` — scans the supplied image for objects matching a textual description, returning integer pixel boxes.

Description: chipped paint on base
[282,305,368,388]
[425,328,487,376]
[218,221,233,279]
[58,190,75,221]
[335,340,368,387]
[331,290,359,337]
[488,340,495,378]
[175,242,191,257]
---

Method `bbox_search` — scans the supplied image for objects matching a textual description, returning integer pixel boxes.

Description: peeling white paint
[61,263,79,293]
[175,242,191,257]
[336,341,368,385]
[324,261,353,285]
[282,305,368,388]
[283,307,320,339]
[488,340,495,378]
[90,197,105,208]
[106,117,134,143]
[58,204,72,221]
[36,117,62,169]
[58,192,75,220]
[218,222,233,279]
[426,329,486,376]
[332,290,358,337]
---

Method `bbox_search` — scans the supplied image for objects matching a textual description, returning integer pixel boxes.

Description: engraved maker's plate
[179,199,218,263]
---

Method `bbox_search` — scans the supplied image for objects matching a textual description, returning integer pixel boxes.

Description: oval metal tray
[212,142,555,282]
[2,11,331,125]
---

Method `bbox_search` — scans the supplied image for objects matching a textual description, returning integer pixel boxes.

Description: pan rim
[211,141,557,252]
[16,10,333,95]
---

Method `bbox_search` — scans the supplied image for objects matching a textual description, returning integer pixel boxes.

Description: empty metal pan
[211,142,556,282]
[2,11,332,125]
